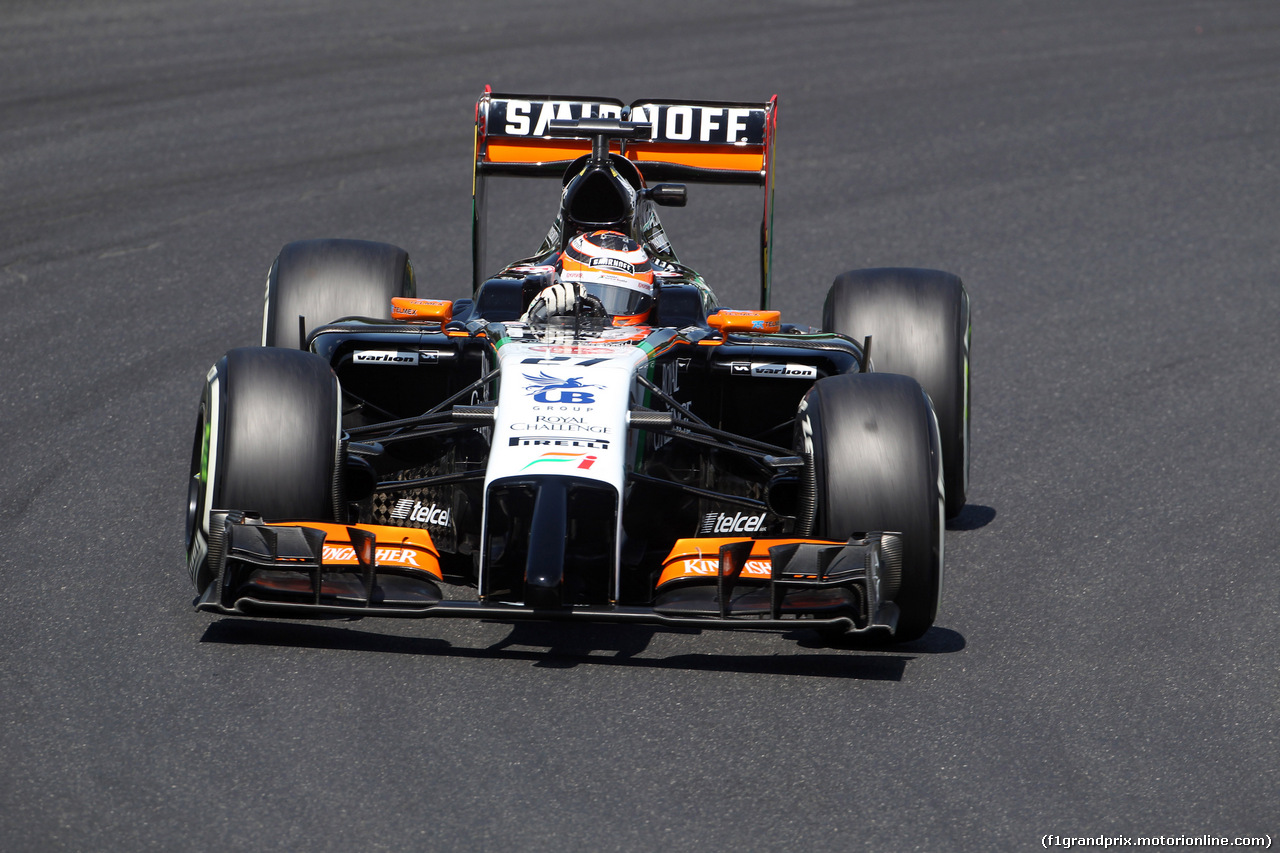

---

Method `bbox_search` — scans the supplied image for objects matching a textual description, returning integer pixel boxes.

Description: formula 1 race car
[184,88,971,643]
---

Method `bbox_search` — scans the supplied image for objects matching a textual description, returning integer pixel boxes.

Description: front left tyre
[798,372,944,642]
[186,347,342,593]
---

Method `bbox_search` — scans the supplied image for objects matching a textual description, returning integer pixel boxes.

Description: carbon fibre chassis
[194,510,901,638]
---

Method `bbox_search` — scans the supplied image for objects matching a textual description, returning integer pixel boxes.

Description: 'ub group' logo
[523,372,600,404]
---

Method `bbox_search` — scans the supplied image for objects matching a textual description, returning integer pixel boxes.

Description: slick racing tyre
[798,372,944,642]
[262,238,416,349]
[823,268,970,518]
[185,347,342,593]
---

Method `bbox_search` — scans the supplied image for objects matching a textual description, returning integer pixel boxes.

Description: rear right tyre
[262,238,415,349]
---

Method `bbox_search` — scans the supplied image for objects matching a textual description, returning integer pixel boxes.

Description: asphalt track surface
[2,2,1277,850]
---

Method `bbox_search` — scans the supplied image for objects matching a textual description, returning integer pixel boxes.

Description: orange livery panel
[658,537,844,587]
[266,522,444,580]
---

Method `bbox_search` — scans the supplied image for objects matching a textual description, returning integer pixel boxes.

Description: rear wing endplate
[472,87,778,308]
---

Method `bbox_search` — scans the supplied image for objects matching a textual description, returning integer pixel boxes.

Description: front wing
[196,512,901,639]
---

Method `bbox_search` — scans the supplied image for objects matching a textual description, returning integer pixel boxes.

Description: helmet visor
[582,282,653,318]
[560,269,654,319]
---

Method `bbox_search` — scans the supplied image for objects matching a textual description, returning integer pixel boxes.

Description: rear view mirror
[646,184,688,207]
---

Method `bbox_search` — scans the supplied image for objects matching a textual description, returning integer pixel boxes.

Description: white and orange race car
[185,89,970,643]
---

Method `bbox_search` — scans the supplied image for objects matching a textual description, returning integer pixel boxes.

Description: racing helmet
[559,230,655,325]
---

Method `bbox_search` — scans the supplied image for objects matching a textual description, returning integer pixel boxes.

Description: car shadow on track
[199,619,964,681]
[947,503,996,531]
[792,625,966,655]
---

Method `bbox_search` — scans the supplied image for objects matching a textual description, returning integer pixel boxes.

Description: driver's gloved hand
[522,280,577,322]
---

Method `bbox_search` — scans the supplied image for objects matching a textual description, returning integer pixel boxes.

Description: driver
[522,230,655,326]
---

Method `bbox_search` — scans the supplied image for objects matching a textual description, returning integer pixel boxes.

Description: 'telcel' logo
[700,511,767,534]
[390,499,450,526]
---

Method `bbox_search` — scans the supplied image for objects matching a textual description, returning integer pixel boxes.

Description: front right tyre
[186,347,342,593]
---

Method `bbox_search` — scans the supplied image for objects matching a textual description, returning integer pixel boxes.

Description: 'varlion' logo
[750,363,818,379]
[354,350,418,365]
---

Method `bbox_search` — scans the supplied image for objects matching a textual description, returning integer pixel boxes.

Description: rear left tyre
[823,267,970,518]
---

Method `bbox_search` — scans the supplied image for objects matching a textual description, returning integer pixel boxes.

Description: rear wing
[472,87,778,308]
